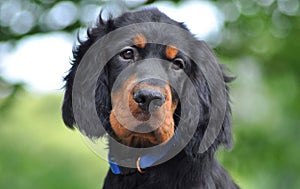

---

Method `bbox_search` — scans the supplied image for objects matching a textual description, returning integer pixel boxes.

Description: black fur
[62,8,239,189]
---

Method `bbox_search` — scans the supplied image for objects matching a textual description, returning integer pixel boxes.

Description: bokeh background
[1,0,299,188]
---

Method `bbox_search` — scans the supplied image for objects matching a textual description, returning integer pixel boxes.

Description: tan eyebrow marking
[165,45,178,59]
[133,34,147,48]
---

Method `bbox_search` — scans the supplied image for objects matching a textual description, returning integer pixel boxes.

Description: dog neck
[108,139,176,175]
[105,150,239,189]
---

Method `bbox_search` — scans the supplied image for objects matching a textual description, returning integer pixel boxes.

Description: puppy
[62,8,239,189]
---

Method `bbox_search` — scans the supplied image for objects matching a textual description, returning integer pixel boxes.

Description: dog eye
[172,58,185,70]
[120,48,135,60]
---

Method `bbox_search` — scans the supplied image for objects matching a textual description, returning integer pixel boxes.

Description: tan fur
[133,34,147,48]
[165,45,178,59]
[110,76,177,147]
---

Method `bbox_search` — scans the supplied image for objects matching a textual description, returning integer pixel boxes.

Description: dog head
[62,8,233,158]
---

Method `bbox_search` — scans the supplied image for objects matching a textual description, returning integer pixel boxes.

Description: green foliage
[212,2,300,187]
[0,93,108,189]
[0,77,24,113]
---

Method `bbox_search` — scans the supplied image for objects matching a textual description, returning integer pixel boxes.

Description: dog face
[62,9,233,156]
[108,39,186,147]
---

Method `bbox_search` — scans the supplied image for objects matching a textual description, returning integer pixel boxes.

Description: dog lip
[133,112,151,121]
[122,123,157,137]
[124,130,158,142]
[133,122,156,133]
[123,131,132,138]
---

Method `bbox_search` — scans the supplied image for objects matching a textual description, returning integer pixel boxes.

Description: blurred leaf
[0,76,25,113]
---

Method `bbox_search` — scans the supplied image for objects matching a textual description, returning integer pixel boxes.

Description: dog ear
[217,70,234,149]
[62,65,112,138]
[94,67,112,136]
[62,12,115,137]
[184,41,234,157]
[62,66,76,129]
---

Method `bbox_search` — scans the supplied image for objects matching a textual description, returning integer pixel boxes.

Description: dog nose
[133,89,165,112]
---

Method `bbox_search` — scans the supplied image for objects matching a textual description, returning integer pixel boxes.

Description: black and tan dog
[62,8,239,189]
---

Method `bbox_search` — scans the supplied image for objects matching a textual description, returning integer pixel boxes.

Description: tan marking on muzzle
[109,76,178,147]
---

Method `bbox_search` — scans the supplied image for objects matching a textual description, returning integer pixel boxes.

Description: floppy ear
[201,41,234,149]
[62,39,102,130]
[62,65,112,138]
[216,68,234,149]
[184,41,234,157]
[62,65,77,129]
[94,67,112,136]
[62,13,115,137]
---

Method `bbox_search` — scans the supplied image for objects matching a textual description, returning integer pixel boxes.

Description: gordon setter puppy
[62,8,239,189]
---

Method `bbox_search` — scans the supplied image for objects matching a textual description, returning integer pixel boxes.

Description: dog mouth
[118,122,176,148]
[109,79,178,148]
[133,122,157,133]
[122,128,159,148]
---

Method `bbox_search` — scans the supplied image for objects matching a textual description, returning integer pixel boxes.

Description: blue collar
[108,137,176,175]
[108,149,170,174]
